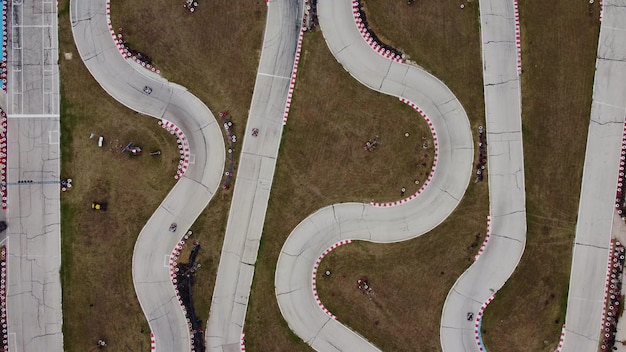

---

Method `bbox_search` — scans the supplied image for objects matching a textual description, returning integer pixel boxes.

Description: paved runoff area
[562,1,626,350]
[5,0,63,351]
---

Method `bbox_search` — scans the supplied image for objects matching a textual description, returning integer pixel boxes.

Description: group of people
[475,125,487,183]
[303,0,319,31]
[357,276,374,296]
[174,242,205,352]
[184,0,199,13]
[353,0,404,59]
[219,112,236,190]
[600,241,625,352]
[363,136,379,152]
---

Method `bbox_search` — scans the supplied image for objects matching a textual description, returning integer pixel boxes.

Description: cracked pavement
[5,0,63,351]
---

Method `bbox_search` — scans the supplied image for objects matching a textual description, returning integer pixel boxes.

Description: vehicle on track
[169,223,177,232]
[143,86,152,95]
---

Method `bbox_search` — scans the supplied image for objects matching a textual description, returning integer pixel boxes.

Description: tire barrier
[1,0,7,92]
[169,231,205,352]
[615,120,626,219]
[0,247,7,352]
[473,216,491,262]
[158,120,191,179]
[104,1,161,74]
[513,0,521,74]
[311,240,352,320]
[0,108,7,210]
[599,0,604,22]
[475,125,487,183]
[474,294,495,352]
[282,28,305,126]
[219,112,236,190]
[240,331,245,352]
[351,0,405,63]
[599,240,623,352]
[183,0,198,13]
[150,332,156,351]
[370,98,438,208]
[303,0,318,31]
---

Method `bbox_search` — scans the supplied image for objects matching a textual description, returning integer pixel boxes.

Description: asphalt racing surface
[561,1,626,350]
[5,0,64,350]
[440,0,526,350]
[205,0,303,350]
[70,0,225,350]
[274,0,474,350]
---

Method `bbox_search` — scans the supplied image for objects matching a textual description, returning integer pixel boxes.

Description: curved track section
[440,0,526,350]
[70,1,225,350]
[274,0,474,350]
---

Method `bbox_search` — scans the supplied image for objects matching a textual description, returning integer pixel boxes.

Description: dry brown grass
[481,2,600,351]
[59,2,180,349]
[62,0,438,350]
[59,0,264,350]
[305,1,489,350]
[243,28,449,350]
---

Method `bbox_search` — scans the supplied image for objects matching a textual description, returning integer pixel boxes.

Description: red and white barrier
[150,332,156,350]
[0,109,7,209]
[370,98,438,207]
[0,247,8,352]
[473,216,491,262]
[599,0,604,22]
[158,120,191,179]
[1,0,7,92]
[168,230,194,350]
[311,240,353,319]
[351,0,404,63]
[474,295,495,352]
[105,1,160,74]
[616,119,626,217]
[282,27,305,125]
[513,0,522,74]
[555,325,566,352]
[240,331,246,351]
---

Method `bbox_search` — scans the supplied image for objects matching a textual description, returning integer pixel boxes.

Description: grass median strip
[481,1,600,351]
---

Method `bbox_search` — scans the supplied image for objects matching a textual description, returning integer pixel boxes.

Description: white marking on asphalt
[595,101,626,111]
[257,72,291,80]
[11,25,52,28]
[7,114,60,118]
[164,255,170,268]
[189,154,196,164]
[48,130,59,144]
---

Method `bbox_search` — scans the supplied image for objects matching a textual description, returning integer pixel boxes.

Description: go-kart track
[0,0,618,351]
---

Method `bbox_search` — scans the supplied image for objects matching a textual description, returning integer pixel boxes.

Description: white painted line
[595,101,626,111]
[11,25,52,28]
[48,130,59,144]
[257,72,291,80]
[7,114,60,119]
[189,154,196,164]
[164,255,170,268]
